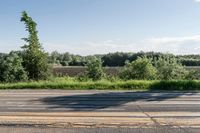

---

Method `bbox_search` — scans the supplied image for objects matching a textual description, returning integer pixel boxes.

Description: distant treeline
[48,51,200,67]
[1,51,200,67]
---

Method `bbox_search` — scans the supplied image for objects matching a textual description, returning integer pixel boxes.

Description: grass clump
[0,77,199,91]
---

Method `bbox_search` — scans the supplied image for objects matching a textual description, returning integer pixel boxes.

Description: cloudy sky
[0,0,200,55]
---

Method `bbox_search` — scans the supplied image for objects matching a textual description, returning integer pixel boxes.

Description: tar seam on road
[136,104,192,133]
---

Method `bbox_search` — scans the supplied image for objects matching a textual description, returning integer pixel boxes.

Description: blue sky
[1,0,200,55]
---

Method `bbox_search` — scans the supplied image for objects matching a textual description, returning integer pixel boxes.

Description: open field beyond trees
[53,66,200,77]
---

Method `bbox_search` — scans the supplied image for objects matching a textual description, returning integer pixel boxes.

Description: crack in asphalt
[136,104,192,133]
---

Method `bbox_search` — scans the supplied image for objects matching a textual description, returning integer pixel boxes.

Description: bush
[120,57,157,80]
[86,57,104,80]
[155,56,188,80]
[185,70,200,80]
[76,73,89,82]
[0,52,28,82]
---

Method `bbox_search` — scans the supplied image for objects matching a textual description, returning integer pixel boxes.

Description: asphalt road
[0,90,200,133]
[1,126,200,133]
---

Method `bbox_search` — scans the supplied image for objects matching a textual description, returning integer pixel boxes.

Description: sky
[1,0,200,55]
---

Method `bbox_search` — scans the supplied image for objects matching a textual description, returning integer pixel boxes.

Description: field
[53,66,200,77]
[186,66,200,73]
[53,66,121,76]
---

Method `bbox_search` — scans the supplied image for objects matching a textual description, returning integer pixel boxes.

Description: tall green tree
[21,11,50,80]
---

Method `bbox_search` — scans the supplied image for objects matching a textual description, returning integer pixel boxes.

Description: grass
[0,77,200,91]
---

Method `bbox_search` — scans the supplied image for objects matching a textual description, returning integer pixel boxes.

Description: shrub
[185,70,200,80]
[76,73,89,82]
[120,57,157,80]
[86,57,104,80]
[155,56,188,80]
[0,52,28,82]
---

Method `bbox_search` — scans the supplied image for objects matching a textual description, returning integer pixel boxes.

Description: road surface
[0,90,200,133]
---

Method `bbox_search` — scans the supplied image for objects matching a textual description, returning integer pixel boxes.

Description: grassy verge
[0,77,200,91]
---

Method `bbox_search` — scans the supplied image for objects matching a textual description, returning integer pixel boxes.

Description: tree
[155,56,188,80]
[186,70,200,80]
[60,52,72,66]
[21,11,50,80]
[69,55,84,66]
[49,51,60,65]
[0,52,28,82]
[86,57,104,80]
[120,57,157,80]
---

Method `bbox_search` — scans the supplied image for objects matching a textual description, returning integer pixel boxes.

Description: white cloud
[195,0,200,2]
[140,35,200,55]
[43,35,200,55]
[146,35,200,44]
[0,42,20,53]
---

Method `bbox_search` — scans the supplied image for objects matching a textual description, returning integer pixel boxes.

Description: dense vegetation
[48,51,200,67]
[0,77,200,91]
[21,11,50,80]
[0,52,28,82]
[0,11,50,83]
[120,57,157,80]
[85,57,104,80]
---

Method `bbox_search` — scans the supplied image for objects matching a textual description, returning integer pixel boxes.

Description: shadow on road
[41,91,195,111]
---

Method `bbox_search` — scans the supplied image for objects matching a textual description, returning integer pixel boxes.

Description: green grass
[0,77,200,91]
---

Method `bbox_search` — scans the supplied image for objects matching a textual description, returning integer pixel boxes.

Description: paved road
[1,126,200,133]
[0,90,200,133]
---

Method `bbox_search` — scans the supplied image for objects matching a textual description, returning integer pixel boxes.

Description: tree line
[48,51,200,67]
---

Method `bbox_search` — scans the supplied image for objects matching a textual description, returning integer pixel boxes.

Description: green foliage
[86,57,104,80]
[0,52,28,82]
[49,51,72,66]
[1,77,200,91]
[49,51,60,65]
[104,75,121,82]
[155,56,188,80]
[69,55,85,66]
[21,11,50,80]
[120,57,157,80]
[185,70,200,80]
[48,51,200,68]
[76,73,89,82]
[180,59,200,66]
